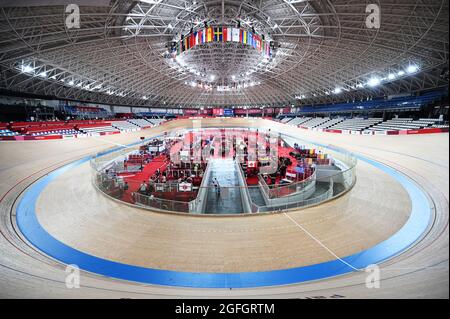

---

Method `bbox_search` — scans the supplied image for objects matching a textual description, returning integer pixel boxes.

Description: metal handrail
[90,135,358,215]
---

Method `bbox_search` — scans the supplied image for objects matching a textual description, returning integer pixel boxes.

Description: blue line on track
[16,133,432,288]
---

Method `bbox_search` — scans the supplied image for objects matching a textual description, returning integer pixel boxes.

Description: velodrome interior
[0,118,448,298]
[0,0,448,300]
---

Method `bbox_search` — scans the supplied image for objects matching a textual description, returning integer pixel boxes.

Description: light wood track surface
[0,118,448,298]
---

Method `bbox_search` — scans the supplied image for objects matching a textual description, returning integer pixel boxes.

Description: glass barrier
[90,135,357,215]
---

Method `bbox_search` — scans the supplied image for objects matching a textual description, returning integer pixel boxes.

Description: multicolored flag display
[171,26,272,58]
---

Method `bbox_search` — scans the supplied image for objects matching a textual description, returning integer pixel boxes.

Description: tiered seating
[367,118,432,131]
[127,119,153,128]
[413,118,441,127]
[75,121,119,134]
[30,129,79,136]
[330,118,383,131]
[79,126,119,134]
[316,118,343,129]
[0,129,18,137]
[9,121,74,135]
[111,120,140,131]
[0,123,17,136]
[2,119,159,136]
[301,117,331,128]
[297,89,447,114]
[64,105,110,118]
[149,118,166,126]
[280,117,293,123]
[287,117,312,126]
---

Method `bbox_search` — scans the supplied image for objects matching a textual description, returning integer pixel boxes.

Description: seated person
[148,181,155,193]
[138,181,148,194]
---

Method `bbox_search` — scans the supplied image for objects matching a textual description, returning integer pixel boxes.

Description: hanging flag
[195,31,199,46]
[181,37,186,52]
[231,28,240,42]
[232,28,240,42]
[185,36,189,50]
[215,26,223,41]
[190,32,195,48]
[201,29,206,44]
[223,27,228,42]
[207,27,213,42]
[248,31,253,47]
[240,29,247,44]
[226,27,232,42]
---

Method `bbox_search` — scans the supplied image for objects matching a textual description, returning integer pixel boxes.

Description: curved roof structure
[0,0,448,107]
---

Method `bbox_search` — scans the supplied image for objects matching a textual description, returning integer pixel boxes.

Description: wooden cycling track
[0,118,448,298]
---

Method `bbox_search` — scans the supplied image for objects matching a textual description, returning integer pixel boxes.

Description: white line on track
[283,212,361,272]
[91,136,127,148]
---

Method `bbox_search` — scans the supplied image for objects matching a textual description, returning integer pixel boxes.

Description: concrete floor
[205,158,244,214]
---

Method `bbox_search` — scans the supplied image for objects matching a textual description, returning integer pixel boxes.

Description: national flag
[240,30,247,44]
[226,27,232,42]
[256,36,261,51]
[185,36,189,50]
[248,161,257,168]
[200,29,205,44]
[207,27,213,42]
[232,28,240,42]
[253,34,258,49]
[178,182,192,192]
[248,32,253,47]
[195,31,199,46]
[190,32,195,48]
[222,27,228,42]
[214,26,222,41]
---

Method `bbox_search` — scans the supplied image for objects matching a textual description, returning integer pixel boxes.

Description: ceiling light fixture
[406,65,419,74]
[367,77,381,87]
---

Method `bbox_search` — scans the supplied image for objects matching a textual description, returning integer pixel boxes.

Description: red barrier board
[325,129,342,134]
[406,128,445,134]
